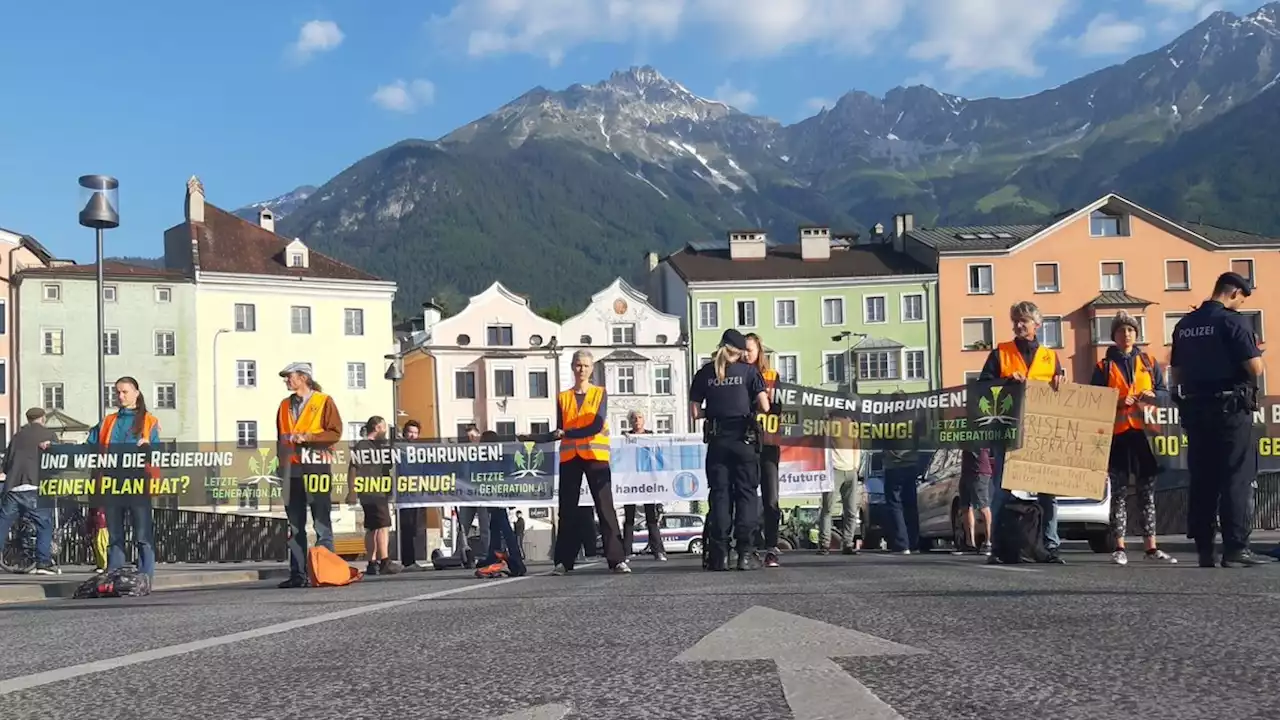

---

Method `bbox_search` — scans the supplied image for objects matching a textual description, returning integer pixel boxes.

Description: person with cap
[689,329,771,571]
[1089,311,1176,566]
[1169,272,1268,567]
[275,362,345,588]
[0,408,60,575]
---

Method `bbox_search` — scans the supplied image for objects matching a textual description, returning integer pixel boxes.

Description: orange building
[899,194,1279,388]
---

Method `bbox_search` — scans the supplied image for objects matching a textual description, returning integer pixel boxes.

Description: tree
[536,305,570,323]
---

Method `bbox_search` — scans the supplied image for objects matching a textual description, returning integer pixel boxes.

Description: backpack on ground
[307,546,362,587]
[73,567,152,599]
[995,499,1050,564]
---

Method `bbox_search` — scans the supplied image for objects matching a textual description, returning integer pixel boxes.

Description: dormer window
[285,238,310,268]
[289,253,304,267]
[1090,209,1126,238]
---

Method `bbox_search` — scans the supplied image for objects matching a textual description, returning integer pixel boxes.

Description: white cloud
[908,0,1073,77]
[1147,0,1227,21]
[1145,0,1203,11]
[713,81,758,111]
[1072,13,1147,56]
[372,79,436,113]
[290,20,344,64]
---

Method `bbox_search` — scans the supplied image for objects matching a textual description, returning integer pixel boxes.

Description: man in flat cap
[276,362,345,587]
[1170,271,1267,567]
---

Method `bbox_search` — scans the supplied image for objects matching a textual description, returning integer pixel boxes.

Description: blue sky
[0,0,1256,262]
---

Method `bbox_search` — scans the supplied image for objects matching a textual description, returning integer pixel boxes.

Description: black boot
[735,551,758,571]
[1196,541,1216,568]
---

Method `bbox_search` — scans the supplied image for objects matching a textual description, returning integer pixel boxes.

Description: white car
[630,512,705,555]
[916,449,1114,552]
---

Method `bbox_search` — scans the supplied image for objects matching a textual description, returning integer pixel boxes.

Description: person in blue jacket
[85,377,163,578]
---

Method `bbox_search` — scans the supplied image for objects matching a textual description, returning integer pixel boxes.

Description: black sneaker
[842,546,857,556]
[816,547,829,556]
[764,551,780,568]
[735,551,758,571]
[30,563,61,576]
[277,576,308,588]
[365,561,381,576]
[705,550,729,572]
[1045,553,1066,565]
[379,559,403,575]
[654,551,669,562]
[1221,550,1268,568]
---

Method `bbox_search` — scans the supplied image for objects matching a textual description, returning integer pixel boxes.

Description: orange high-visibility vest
[277,392,330,463]
[997,341,1058,382]
[557,386,610,463]
[1099,353,1154,434]
[98,411,161,480]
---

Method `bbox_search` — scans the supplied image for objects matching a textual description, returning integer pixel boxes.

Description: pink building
[0,227,54,443]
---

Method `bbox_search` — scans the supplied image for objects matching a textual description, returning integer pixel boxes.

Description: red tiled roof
[171,204,382,282]
[18,261,187,281]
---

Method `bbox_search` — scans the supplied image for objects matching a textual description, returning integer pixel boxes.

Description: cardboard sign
[1002,381,1118,500]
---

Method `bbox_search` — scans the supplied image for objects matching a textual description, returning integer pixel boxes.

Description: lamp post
[384,354,405,560]
[544,337,561,557]
[212,328,230,451]
[831,330,867,396]
[78,175,119,427]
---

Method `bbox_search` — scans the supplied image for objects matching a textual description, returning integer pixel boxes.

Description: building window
[347,362,366,389]
[1034,263,1060,293]
[821,298,845,326]
[857,351,899,381]
[236,421,258,448]
[0,300,5,334]
[655,415,673,434]
[968,265,994,294]
[496,421,517,438]
[901,294,925,323]
[103,383,115,410]
[1165,260,1190,290]
[455,370,476,399]
[347,422,366,441]
[528,370,549,398]
[863,295,887,324]
[530,420,551,435]
[103,329,120,356]
[1231,259,1255,288]
[0,360,5,394]
[1093,315,1144,344]
[697,355,711,368]
[494,369,515,397]
[823,352,846,385]
[616,414,632,433]
[1090,209,1125,237]
[236,360,257,388]
[1163,313,1186,345]
[775,299,796,327]
[103,284,118,303]
[1100,262,1125,291]
[904,350,926,381]
[591,364,605,387]
[234,303,256,331]
[654,365,672,395]
[290,306,312,334]
[155,286,172,303]
[289,252,305,268]
[616,366,636,395]
[42,329,64,355]
[42,383,64,410]
[486,325,513,346]
[344,308,365,336]
[455,422,476,440]
[42,283,61,302]
[962,318,994,350]
[1239,310,1264,341]
[611,324,636,345]
[1040,317,1063,349]
[698,301,719,329]
[154,383,177,410]
[736,300,756,327]
[964,371,983,383]
[155,331,176,356]
[776,354,798,383]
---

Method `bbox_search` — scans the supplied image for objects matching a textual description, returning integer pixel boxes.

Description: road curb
[0,567,292,604]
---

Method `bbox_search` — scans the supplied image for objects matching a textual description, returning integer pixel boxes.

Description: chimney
[799,226,831,261]
[422,299,443,330]
[902,213,914,232]
[893,213,905,237]
[727,230,767,260]
[185,175,205,223]
[645,252,659,271]
[258,208,275,233]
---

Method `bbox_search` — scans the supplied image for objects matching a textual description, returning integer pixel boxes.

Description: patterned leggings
[1110,474,1157,540]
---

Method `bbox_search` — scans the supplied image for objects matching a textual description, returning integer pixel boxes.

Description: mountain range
[236,3,1280,315]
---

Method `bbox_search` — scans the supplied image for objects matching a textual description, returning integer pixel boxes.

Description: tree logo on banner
[975,385,1017,426]
[244,447,283,486]
[510,441,548,478]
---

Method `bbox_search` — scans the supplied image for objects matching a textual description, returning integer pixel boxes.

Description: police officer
[689,329,771,571]
[1170,271,1267,568]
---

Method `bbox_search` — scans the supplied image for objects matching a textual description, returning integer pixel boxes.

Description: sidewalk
[1107,530,1280,555]
[0,562,292,604]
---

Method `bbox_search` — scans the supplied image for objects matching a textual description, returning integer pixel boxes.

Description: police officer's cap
[1215,271,1253,297]
[719,328,748,351]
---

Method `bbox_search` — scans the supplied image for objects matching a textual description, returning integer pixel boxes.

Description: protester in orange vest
[551,349,629,575]
[85,377,162,578]
[979,301,1067,564]
[1089,311,1176,566]
[275,362,344,589]
[744,333,783,567]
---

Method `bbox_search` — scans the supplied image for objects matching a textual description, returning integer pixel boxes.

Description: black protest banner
[1142,396,1280,473]
[755,380,1024,450]
[36,440,558,508]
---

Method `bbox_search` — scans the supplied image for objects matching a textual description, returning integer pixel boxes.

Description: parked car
[630,512,705,555]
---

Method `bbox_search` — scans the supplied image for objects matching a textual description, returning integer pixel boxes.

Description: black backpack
[995,499,1050,564]
[73,567,152,599]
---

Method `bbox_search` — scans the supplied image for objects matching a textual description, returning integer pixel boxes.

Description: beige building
[0,226,53,443]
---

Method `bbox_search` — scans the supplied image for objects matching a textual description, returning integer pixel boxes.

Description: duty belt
[703,416,758,444]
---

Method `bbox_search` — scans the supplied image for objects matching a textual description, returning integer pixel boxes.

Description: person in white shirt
[817,432,863,555]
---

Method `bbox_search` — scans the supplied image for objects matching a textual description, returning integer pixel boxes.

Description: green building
[647,226,940,393]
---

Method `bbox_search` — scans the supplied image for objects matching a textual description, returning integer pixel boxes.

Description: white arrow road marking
[491,702,573,720]
[674,606,926,720]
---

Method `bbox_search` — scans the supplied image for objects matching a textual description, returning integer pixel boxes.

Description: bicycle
[1,513,60,574]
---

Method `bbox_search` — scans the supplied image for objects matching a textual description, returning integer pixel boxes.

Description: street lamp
[78,175,119,427]
[212,328,231,450]
[384,354,407,562]
[831,331,867,396]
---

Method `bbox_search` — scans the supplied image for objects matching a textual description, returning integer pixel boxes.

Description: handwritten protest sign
[1002,381,1118,500]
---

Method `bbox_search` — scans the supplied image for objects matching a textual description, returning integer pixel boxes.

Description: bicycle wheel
[0,539,36,574]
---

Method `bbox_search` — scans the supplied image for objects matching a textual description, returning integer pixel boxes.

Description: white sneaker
[1144,549,1177,564]
[551,564,569,576]
[611,561,632,574]
[1111,550,1128,566]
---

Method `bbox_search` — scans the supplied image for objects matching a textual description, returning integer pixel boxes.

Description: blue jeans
[0,491,55,565]
[106,504,156,576]
[883,467,920,552]
[990,460,1060,553]
[285,473,334,581]
[486,510,526,575]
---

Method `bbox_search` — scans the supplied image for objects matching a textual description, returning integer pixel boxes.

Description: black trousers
[751,445,782,550]
[555,458,625,569]
[1185,410,1255,553]
[704,437,761,557]
[398,508,421,565]
[623,504,661,555]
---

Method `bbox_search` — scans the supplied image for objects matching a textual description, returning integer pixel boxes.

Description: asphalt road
[0,545,1276,720]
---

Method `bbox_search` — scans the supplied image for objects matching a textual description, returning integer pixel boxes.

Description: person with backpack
[1090,312,1177,566]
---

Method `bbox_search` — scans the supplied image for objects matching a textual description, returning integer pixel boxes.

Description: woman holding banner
[744,333,783,568]
[1090,311,1177,566]
[85,377,162,579]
